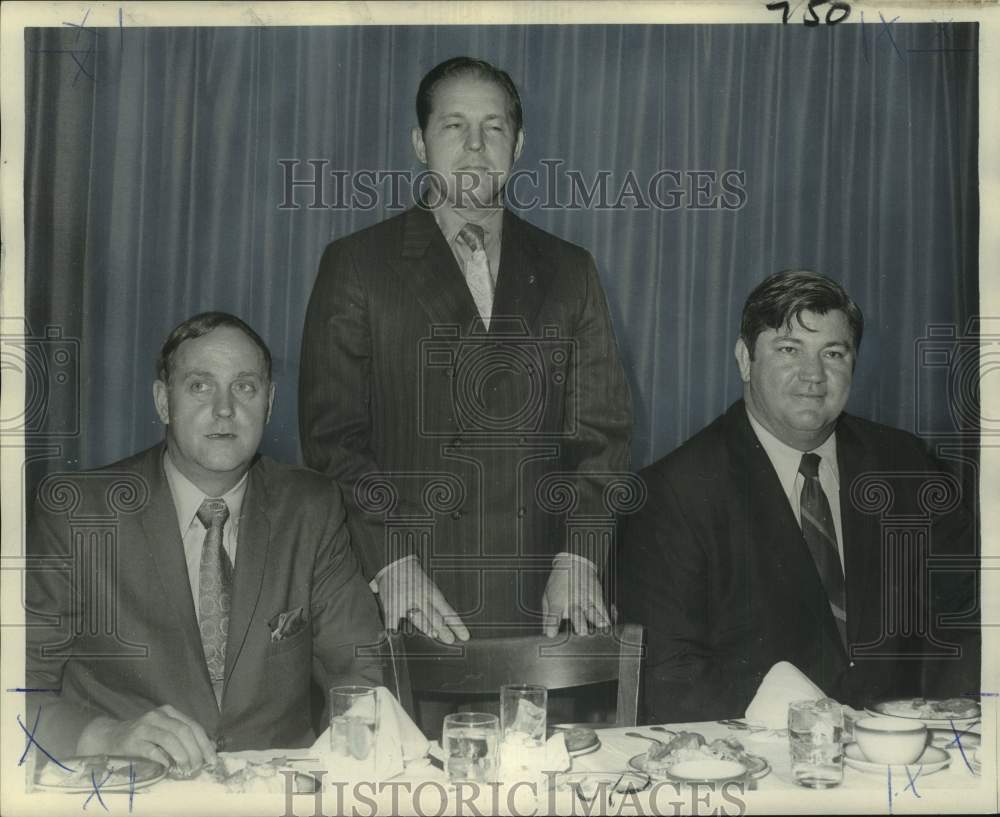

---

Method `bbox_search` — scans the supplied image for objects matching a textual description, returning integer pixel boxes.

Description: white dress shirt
[745,410,845,571]
[162,451,249,619]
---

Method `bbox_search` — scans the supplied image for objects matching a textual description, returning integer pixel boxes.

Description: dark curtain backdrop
[24,24,979,487]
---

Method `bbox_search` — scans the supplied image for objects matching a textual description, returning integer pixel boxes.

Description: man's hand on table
[374,556,470,645]
[542,553,612,637]
[76,704,217,775]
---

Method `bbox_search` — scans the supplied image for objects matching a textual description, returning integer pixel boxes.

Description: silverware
[717,719,766,733]
[624,732,663,743]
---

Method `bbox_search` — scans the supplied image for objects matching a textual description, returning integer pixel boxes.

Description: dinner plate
[35,756,166,793]
[844,743,950,775]
[867,698,981,726]
[628,752,770,780]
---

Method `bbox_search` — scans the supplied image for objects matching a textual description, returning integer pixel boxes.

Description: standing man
[300,57,632,644]
[621,271,979,723]
[26,313,383,770]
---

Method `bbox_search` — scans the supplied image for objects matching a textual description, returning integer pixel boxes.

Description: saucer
[844,743,950,775]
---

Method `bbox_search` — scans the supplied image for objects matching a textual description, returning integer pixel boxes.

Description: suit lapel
[223,459,271,692]
[492,210,548,333]
[835,416,880,647]
[392,205,481,331]
[137,448,216,709]
[726,404,847,659]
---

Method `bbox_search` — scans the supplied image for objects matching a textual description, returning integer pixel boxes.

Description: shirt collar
[162,449,250,534]
[430,197,504,248]
[745,407,840,498]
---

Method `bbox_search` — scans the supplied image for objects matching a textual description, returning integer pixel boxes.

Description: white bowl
[854,717,927,764]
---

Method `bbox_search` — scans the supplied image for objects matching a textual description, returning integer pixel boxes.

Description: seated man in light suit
[25,312,384,774]
[621,271,979,724]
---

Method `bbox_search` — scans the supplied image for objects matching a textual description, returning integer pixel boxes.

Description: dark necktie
[456,222,494,327]
[798,453,848,652]
[197,498,232,706]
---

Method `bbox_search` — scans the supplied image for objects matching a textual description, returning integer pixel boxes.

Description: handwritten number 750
[767,1,852,26]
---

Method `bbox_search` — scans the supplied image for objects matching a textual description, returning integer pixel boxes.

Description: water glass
[329,686,378,773]
[788,698,844,788]
[500,684,548,747]
[442,712,499,784]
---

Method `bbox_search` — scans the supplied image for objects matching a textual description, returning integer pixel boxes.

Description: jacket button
[215,736,228,752]
[452,438,462,448]
[517,507,526,518]
[848,661,856,668]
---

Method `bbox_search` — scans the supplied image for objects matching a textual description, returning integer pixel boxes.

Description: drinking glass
[788,698,844,788]
[442,712,499,784]
[329,686,378,774]
[500,684,548,748]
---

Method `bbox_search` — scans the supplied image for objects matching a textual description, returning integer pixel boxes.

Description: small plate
[629,752,770,780]
[844,743,950,775]
[928,727,981,751]
[549,726,601,757]
[664,759,748,784]
[867,698,980,726]
[35,756,166,793]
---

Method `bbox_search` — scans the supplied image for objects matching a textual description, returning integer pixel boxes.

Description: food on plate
[643,731,754,775]
[36,756,164,789]
[207,757,319,793]
[877,698,980,721]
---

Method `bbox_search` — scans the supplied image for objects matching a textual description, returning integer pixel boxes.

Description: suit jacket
[620,401,979,724]
[299,206,632,635]
[25,446,385,759]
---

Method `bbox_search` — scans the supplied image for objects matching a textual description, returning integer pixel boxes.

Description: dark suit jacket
[25,446,385,759]
[299,206,631,635]
[621,401,979,724]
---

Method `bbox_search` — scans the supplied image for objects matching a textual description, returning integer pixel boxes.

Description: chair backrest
[381,623,644,728]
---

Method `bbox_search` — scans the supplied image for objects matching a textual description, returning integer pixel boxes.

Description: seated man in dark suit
[25,312,384,774]
[621,271,979,724]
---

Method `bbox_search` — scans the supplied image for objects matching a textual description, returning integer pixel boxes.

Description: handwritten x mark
[17,708,75,772]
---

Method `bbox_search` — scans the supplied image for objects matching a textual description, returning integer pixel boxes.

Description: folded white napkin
[497,732,571,781]
[310,686,429,780]
[745,661,826,730]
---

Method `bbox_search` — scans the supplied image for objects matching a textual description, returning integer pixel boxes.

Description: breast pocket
[265,622,312,659]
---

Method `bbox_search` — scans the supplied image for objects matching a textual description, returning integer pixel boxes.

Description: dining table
[22,719,993,816]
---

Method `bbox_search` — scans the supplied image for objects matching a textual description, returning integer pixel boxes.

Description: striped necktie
[457,222,494,328]
[798,453,848,652]
[197,498,232,707]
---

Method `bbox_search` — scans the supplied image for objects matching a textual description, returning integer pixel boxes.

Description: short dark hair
[416,56,523,133]
[740,270,864,357]
[156,312,272,383]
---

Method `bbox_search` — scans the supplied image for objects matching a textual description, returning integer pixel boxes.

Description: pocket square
[267,606,306,642]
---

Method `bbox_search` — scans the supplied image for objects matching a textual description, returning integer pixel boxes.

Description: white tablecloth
[20,720,993,815]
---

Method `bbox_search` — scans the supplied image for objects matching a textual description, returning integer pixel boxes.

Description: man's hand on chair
[376,557,470,644]
[541,553,612,637]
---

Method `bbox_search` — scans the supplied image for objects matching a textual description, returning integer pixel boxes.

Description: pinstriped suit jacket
[299,206,632,636]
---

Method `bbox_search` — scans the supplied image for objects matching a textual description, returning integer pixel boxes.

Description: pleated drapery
[24,24,978,488]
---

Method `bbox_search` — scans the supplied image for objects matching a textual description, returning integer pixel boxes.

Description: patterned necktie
[197,498,231,706]
[798,453,848,652]
[456,222,494,328]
